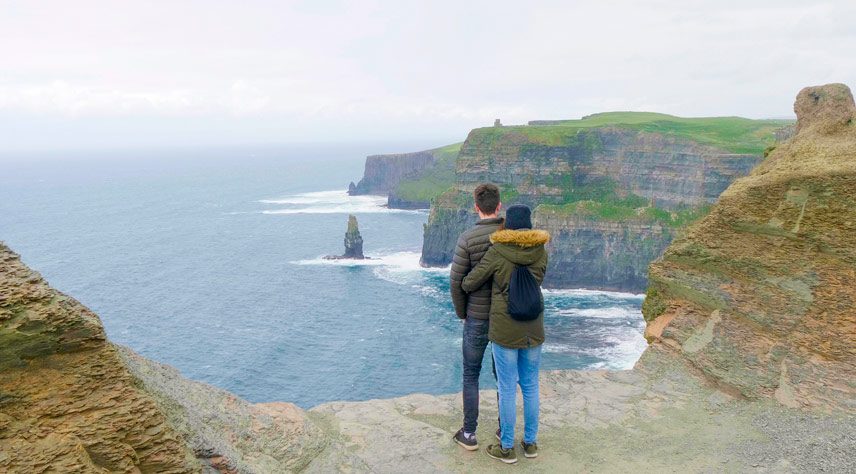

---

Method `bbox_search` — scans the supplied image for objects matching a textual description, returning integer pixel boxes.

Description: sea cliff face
[349,151,435,196]
[535,208,675,291]
[421,114,785,291]
[349,143,461,209]
[454,126,761,208]
[641,83,856,413]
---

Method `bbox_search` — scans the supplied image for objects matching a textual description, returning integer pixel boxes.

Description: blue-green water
[0,145,647,409]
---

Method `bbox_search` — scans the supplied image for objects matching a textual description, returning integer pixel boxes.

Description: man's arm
[462,248,498,293]
[449,234,470,319]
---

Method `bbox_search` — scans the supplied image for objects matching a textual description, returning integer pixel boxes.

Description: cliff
[0,241,327,473]
[421,113,790,291]
[641,83,856,413]
[349,143,461,209]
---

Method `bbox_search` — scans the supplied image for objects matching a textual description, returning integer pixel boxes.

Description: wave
[554,306,641,319]
[258,190,354,205]
[543,288,645,300]
[292,251,449,272]
[257,189,427,215]
[542,330,648,370]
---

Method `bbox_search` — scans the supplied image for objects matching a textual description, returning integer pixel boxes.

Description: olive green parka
[462,228,550,349]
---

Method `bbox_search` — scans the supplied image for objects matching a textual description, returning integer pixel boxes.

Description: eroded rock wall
[349,151,435,196]
[641,83,856,413]
[455,127,760,208]
[0,242,198,474]
[535,209,674,292]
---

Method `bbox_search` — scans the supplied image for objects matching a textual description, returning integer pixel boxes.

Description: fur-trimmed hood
[489,229,550,266]
[490,229,550,247]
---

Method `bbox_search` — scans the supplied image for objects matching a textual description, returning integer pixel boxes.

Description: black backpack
[508,265,544,321]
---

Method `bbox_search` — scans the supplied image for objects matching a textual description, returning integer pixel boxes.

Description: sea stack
[324,215,366,260]
[343,215,364,259]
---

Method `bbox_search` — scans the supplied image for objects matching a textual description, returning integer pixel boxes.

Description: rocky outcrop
[325,215,365,260]
[387,190,430,210]
[0,241,328,473]
[642,83,856,413]
[775,124,795,142]
[349,151,435,196]
[116,345,327,473]
[344,215,364,258]
[0,241,198,473]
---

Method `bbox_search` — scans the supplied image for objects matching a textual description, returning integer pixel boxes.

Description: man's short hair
[474,183,501,215]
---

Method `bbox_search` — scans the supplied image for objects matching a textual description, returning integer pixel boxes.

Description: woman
[462,204,549,464]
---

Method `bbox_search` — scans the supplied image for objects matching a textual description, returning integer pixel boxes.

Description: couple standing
[449,183,550,464]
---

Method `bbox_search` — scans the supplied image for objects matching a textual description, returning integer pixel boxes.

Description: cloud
[0,0,854,150]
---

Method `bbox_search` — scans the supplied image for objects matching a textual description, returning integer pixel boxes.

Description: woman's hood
[489,229,550,265]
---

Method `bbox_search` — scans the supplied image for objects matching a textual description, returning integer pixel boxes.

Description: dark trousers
[462,317,495,433]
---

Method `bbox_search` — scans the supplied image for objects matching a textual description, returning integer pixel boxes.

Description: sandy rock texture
[643,83,856,412]
[0,241,198,474]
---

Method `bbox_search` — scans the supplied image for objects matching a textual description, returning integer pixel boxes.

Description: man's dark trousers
[462,317,491,434]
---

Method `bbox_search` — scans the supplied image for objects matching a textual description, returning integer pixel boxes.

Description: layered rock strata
[642,83,856,413]
[0,242,327,473]
[535,208,675,291]
[348,151,435,197]
[421,120,775,291]
[349,144,461,209]
[0,242,197,473]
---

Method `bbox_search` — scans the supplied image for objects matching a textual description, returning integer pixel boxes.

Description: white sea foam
[554,306,641,319]
[259,190,352,205]
[542,329,648,370]
[258,189,426,215]
[543,288,645,300]
[293,251,448,273]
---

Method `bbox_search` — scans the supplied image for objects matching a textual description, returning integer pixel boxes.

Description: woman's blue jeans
[492,343,541,449]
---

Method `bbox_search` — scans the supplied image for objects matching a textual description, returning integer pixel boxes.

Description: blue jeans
[493,343,542,449]
[462,318,491,433]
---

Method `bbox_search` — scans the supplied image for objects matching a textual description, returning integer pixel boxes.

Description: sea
[0,144,648,409]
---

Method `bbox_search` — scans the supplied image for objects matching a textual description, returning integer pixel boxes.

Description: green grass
[474,112,793,154]
[394,142,462,203]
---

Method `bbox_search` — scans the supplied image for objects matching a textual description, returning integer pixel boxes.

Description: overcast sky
[1,0,855,152]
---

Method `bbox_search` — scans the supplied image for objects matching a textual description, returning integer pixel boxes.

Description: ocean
[0,144,648,409]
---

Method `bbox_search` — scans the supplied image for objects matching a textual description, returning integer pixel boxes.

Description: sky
[1,0,855,152]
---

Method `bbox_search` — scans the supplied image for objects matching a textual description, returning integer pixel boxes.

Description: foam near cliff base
[258,189,427,215]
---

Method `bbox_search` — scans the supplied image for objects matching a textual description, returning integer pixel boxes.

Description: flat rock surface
[301,347,856,473]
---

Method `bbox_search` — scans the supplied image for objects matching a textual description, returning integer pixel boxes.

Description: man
[450,183,503,451]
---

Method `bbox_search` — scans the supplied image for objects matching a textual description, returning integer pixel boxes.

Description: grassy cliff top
[472,112,793,154]
[394,142,462,203]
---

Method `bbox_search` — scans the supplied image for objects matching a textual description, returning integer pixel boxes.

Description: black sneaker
[453,428,478,451]
[486,443,518,464]
[521,440,538,458]
[496,428,502,441]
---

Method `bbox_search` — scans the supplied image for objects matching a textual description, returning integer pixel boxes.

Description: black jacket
[449,217,504,319]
